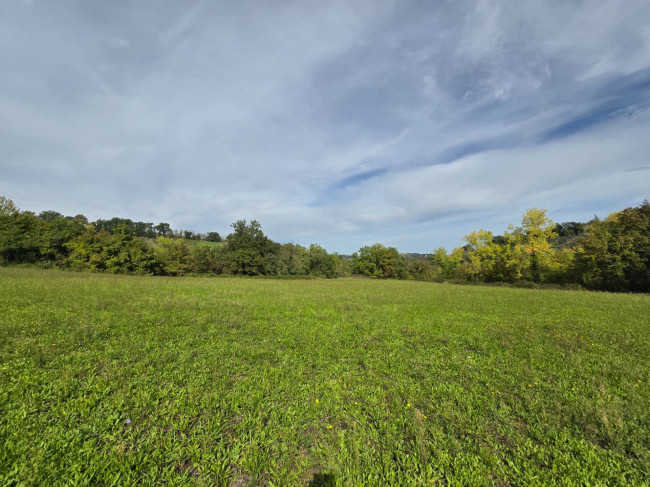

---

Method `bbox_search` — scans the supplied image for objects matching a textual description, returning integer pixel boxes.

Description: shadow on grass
[308,473,336,486]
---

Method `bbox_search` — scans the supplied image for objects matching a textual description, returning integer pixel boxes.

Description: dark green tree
[274,243,308,275]
[306,244,338,278]
[225,220,275,275]
[73,214,89,225]
[206,232,222,242]
[574,201,650,292]
[0,197,43,264]
[154,222,171,237]
[37,210,64,221]
[41,215,86,261]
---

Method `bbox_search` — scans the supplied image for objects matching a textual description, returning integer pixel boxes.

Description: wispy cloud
[1,0,648,252]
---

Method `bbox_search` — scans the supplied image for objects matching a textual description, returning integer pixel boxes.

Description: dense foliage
[429,202,649,292]
[0,197,341,278]
[573,203,650,292]
[352,243,407,279]
[0,196,648,291]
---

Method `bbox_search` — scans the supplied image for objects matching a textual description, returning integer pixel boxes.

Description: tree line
[424,203,649,292]
[0,196,648,292]
[0,197,340,278]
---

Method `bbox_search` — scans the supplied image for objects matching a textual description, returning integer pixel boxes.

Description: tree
[430,247,459,279]
[73,214,89,225]
[508,208,557,282]
[448,209,562,284]
[64,224,159,275]
[189,245,220,274]
[352,243,406,278]
[0,197,43,264]
[206,232,222,242]
[64,228,109,272]
[0,197,18,217]
[407,258,435,280]
[153,237,192,276]
[94,217,136,235]
[40,214,86,261]
[461,230,497,281]
[306,244,338,278]
[133,221,154,237]
[574,201,650,292]
[154,222,171,237]
[225,220,275,275]
[275,243,308,275]
[227,220,266,251]
[552,222,586,248]
[38,210,64,221]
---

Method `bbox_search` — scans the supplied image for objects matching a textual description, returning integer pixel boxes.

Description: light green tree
[508,208,557,282]
[353,243,406,278]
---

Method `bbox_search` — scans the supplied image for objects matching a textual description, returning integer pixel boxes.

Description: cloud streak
[1,0,649,252]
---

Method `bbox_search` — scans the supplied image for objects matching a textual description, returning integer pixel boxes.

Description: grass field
[1,268,649,486]
[189,240,224,249]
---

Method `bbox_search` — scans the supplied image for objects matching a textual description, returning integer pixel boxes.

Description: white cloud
[0,0,649,252]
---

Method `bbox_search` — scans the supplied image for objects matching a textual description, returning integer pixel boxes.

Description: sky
[1,0,649,253]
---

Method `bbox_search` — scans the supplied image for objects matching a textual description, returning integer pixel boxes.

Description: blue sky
[1,0,649,252]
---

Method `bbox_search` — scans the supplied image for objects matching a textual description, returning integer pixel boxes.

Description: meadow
[0,268,648,486]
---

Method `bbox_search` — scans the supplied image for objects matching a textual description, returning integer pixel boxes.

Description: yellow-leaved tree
[507,208,558,282]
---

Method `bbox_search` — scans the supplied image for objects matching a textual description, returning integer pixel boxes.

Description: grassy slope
[188,240,223,249]
[142,238,223,249]
[0,268,648,486]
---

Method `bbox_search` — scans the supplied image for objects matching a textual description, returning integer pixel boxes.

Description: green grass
[188,240,223,249]
[1,268,649,486]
